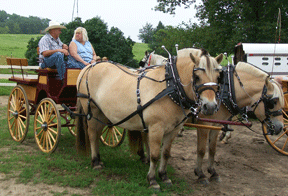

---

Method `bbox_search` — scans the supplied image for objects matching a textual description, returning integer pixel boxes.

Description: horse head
[253,78,284,135]
[177,48,223,115]
[139,51,167,68]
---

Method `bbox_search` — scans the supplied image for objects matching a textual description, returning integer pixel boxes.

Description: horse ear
[190,53,200,65]
[265,76,270,86]
[145,51,149,56]
[215,53,223,64]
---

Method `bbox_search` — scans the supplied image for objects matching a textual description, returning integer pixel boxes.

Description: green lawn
[0,34,41,64]
[132,42,149,61]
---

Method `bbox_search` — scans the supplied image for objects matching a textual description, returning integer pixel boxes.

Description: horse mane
[177,48,205,58]
[236,62,269,80]
[270,79,284,107]
[236,62,284,107]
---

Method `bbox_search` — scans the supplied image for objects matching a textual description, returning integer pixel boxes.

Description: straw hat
[44,21,66,32]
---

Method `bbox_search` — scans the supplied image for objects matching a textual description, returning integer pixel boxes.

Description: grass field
[0,34,41,65]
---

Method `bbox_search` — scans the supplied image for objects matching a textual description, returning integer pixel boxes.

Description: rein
[74,60,195,132]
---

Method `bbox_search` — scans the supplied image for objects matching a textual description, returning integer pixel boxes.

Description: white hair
[72,27,89,42]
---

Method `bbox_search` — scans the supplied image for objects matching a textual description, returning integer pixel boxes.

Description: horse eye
[194,75,200,83]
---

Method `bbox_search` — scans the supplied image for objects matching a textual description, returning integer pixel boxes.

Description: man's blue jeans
[41,52,66,80]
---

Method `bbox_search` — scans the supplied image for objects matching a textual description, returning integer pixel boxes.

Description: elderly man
[38,21,69,80]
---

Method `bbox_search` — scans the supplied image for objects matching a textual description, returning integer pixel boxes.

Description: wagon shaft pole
[184,123,222,130]
[197,118,252,127]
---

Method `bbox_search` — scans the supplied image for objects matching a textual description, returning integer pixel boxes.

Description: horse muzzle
[200,99,218,116]
[267,120,284,135]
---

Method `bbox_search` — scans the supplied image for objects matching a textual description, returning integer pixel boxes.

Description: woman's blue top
[72,39,93,62]
[67,39,93,69]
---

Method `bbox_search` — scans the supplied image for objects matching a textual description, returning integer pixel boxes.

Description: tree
[154,0,196,15]
[25,36,43,65]
[154,0,288,55]
[138,23,155,44]
[0,10,49,34]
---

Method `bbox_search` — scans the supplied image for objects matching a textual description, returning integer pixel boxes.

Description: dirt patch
[0,178,91,196]
[170,123,288,196]
[1,94,288,195]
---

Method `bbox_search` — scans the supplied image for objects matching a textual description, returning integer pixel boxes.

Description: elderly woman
[67,27,97,69]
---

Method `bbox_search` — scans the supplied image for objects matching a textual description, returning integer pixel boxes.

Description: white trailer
[233,43,288,76]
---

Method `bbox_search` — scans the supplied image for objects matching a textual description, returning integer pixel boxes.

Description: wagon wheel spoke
[112,127,120,143]
[63,112,76,137]
[34,98,61,153]
[7,86,30,143]
[100,126,126,148]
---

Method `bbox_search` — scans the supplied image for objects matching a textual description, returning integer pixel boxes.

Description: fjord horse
[75,50,223,190]
[194,62,284,184]
[139,50,167,67]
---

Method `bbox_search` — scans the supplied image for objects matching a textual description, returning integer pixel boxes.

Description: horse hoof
[93,164,103,170]
[209,176,221,182]
[177,133,183,137]
[163,179,173,187]
[221,140,228,144]
[197,178,209,185]
[149,184,161,191]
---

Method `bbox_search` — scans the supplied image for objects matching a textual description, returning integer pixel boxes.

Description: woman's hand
[90,59,96,64]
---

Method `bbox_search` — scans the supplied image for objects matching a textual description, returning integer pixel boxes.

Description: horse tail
[75,99,90,156]
[127,130,143,155]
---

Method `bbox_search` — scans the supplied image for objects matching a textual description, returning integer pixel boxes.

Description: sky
[1,0,201,42]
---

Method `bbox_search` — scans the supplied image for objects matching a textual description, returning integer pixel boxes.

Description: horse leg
[86,109,106,169]
[195,128,209,184]
[141,132,150,164]
[177,127,185,137]
[147,125,164,190]
[221,131,231,144]
[207,129,221,182]
[158,128,179,186]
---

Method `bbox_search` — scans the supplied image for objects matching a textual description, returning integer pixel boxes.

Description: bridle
[250,85,282,134]
[139,52,152,67]
[192,67,220,102]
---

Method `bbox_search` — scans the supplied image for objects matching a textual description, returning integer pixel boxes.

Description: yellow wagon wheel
[100,126,126,147]
[34,98,61,153]
[7,85,30,143]
[262,110,288,156]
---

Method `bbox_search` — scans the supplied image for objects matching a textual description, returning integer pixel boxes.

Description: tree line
[139,0,287,56]
[0,10,49,34]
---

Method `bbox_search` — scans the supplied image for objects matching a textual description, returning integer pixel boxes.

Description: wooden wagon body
[6,57,125,153]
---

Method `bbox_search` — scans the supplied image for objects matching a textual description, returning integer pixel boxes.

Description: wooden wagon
[6,57,126,153]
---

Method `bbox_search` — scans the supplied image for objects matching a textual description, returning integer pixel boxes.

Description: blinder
[251,85,282,135]
[192,67,221,100]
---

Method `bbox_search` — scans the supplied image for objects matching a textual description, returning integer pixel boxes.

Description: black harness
[73,57,218,133]
[219,63,282,135]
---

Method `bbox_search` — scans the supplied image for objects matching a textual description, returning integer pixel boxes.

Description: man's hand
[60,49,69,56]
[62,44,69,50]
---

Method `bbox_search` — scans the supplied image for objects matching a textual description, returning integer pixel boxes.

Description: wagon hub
[41,122,48,131]
[12,111,19,118]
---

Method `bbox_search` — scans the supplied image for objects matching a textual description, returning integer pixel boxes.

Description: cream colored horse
[194,62,284,184]
[139,51,167,67]
[75,50,223,190]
